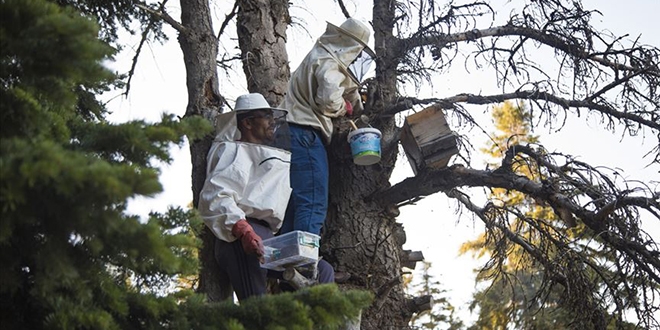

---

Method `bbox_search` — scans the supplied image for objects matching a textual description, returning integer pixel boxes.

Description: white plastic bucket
[347,127,382,165]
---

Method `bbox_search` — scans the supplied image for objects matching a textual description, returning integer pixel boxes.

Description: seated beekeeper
[198,93,334,301]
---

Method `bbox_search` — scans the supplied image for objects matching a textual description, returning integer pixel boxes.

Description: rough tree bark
[145,0,659,329]
[322,1,419,328]
[236,0,290,105]
[185,0,293,303]
[177,0,228,302]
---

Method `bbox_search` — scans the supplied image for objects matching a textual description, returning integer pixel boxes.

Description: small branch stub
[407,295,434,314]
[282,267,315,289]
[401,250,425,269]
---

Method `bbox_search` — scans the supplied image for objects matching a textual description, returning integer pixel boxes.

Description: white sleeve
[314,61,348,118]
[198,142,247,242]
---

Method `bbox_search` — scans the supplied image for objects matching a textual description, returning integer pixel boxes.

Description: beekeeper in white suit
[198,93,334,301]
[280,18,375,236]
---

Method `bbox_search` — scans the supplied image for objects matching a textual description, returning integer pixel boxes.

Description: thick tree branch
[377,146,660,284]
[382,91,660,131]
[594,195,660,221]
[375,164,532,206]
[403,24,660,76]
[381,97,443,115]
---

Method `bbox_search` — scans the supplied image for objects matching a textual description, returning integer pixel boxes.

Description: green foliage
[53,0,168,44]
[70,114,211,166]
[1,0,115,141]
[1,1,371,329]
[0,0,206,328]
[464,101,571,329]
[174,285,372,330]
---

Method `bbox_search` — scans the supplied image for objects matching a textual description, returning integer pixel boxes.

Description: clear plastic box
[261,230,320,271]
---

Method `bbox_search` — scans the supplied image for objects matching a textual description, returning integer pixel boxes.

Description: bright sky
[105,0,659,325]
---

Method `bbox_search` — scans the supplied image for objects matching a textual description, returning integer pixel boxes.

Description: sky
[105,0,659,325]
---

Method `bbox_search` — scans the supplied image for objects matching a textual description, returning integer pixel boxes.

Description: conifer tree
[28,0,659,328]
[0,1,371,328]
[0,0,207,327]
[462,101,636,329]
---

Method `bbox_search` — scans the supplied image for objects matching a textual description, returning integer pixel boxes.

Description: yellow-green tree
[462,101,636,330]
[462,101,570,329]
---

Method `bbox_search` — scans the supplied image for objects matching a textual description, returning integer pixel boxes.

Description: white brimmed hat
[234,93,287,118]
[327,18,375,57]
[214,93,288,142]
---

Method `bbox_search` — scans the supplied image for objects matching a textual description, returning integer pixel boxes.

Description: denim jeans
[280,124,329,236]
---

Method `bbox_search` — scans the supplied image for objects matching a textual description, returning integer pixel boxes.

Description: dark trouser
[214,219,272,301]
[215,219,334,301]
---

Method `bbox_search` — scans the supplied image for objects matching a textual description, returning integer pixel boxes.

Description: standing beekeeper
[280,18,375,236]
[198,93,334,301]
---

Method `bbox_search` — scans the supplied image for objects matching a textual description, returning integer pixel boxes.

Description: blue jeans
[280,124,329,236]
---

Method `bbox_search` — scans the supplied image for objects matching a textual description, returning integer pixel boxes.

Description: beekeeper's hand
[232,220,264,259]
[344,99,353,116]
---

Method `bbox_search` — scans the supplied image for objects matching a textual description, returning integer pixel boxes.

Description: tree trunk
[236,0,290,105]
[178,0,228,302]
[233,0,413,327]
[180,0,660,328]
[320,2,414,328]
[324,134,408,329]
[189,0,415,326]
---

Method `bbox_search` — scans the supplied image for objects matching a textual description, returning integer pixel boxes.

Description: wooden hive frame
[399,106,459,175]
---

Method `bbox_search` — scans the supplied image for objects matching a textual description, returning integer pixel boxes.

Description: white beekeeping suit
[281,18,375,143]
[198,101,291,243]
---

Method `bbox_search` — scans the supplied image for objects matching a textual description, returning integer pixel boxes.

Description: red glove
[344,99,353,116]
[231,220,264,257]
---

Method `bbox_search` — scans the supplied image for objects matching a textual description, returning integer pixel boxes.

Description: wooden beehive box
[400,106,459,175]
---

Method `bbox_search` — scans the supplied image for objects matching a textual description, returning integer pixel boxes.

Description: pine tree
[0,0,207,328]
[0,1,371,328]
[462,101,637,329]
[22,0,659,328]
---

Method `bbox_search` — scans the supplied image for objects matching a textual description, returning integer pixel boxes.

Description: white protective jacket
[280,23,366,144]
[198,112,292,242]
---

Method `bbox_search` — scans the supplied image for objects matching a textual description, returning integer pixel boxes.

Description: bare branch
[382,97,444,115]
[382,91,660,132]
[404,24,660,76]
[125,1,169,96]
[216,54,241,71]
[334,0,350,18]
[137,3,188,34]
[446,189,568,285]
[217,2,238,40]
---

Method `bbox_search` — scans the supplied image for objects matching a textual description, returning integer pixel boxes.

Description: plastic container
[347,127,382,165]
[261,230,320,271]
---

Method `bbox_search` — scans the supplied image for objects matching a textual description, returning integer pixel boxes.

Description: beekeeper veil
[214,93,290,150]
[319,18,375,85]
